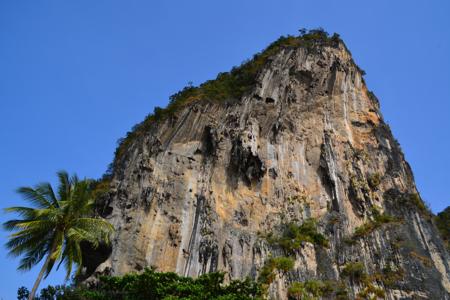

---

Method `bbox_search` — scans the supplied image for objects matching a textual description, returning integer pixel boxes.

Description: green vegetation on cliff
[287,279,341,299]
[258,256,294,285]
[112,29,342,170]
[267,218,329,254]
[348,208,401,241]
[435,206,450,250]
[17,268,262,300]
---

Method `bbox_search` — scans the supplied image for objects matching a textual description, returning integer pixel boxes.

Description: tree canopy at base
[17,268,262,300]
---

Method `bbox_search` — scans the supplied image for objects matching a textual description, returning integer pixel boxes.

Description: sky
[0,0,449,298]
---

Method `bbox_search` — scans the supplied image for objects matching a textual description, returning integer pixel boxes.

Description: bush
[335,282,350,300]
[271,219,329,254]
[385,189,431,217]
[352,222,377,240]
[372,265,404,287]
[350,208,400,240]
[341,262,367,283]
[303,280,326,296]
[349,175,370,202]
[435,206,450,250]
[357,283,385,299]
[367,173,381,190]
[407,193,430,215]
[288,279,343,300]
[367,90,379,105]
[287,282,307,299]
[258,256,294,285]
[272,257,295,272]
[353,149,369,162]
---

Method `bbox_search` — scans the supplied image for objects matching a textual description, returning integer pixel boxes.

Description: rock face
[89,36,450,299]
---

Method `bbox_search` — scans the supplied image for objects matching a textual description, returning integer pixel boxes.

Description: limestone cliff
[87,32,450,299]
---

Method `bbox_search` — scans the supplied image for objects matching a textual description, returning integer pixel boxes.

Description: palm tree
[3,171,114,300]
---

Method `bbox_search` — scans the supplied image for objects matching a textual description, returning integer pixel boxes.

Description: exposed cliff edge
[84,30,450,299]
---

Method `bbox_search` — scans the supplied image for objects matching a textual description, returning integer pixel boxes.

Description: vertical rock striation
[87,34,450,299]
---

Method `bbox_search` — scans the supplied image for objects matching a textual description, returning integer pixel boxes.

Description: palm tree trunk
[28,241,57,300]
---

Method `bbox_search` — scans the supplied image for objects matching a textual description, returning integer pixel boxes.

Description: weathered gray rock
[87,37,450,299]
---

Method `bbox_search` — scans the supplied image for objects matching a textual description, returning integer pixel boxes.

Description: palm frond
[72,218,114,244]
[56,240,69,271]
[4,207,60,227]
[36,183,59,208]
[3,219,36,231]
[4,220,56,238]
[3,219,25,231]
[57,239,82,279]
[66,227,99,247]
[16,187,53,209]
[57,171,70,201]
[49,231,64,261]
[70,173,80,187]
[56,246,71,279]
[17,240,49,271]
[9,220,55,237]
[45,232,65,278]
[45,257,56,279]
[72,242,82,278]
[3,206,37,219]
[6,230,52,257]
[68,180,93,216]
[33,208,61,222]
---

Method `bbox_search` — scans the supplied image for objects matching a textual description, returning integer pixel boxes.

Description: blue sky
[0,0,449,298]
